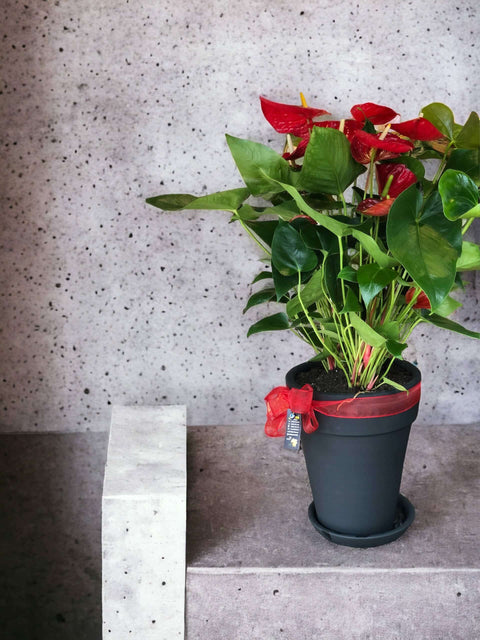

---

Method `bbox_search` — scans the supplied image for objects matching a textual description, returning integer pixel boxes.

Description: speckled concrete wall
[1,0,479,431]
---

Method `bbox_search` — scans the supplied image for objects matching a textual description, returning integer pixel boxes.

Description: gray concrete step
[186,424,480,639]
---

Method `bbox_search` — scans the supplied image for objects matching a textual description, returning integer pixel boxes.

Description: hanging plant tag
[284,409,302,452]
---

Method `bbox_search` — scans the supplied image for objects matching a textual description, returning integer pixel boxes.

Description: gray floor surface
[1,424,479,639]
[0,432,108,640]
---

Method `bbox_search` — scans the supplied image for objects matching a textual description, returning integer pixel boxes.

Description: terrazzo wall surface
[1,0,479,431]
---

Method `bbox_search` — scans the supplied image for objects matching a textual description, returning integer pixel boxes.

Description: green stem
[238,219,271,257]
[296,272,349,379]
[462,218,474,236]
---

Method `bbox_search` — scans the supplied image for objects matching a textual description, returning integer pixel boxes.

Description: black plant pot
[285,360,421,547]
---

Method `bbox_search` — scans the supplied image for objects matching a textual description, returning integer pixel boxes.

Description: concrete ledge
[186,570,480,639]
[102,405,186,639]
[186,423,480,639]
[187,424,480,569]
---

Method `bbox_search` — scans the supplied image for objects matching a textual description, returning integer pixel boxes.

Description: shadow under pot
[285,360,421,548]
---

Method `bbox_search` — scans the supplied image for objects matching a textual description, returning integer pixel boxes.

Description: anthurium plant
[147,96,480,391]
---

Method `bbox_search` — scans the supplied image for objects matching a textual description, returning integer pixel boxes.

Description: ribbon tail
[303,409,319,434]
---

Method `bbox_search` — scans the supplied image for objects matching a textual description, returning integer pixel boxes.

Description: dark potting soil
[295,360,414,395]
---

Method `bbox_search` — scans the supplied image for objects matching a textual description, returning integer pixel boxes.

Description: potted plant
[147,95,480,547]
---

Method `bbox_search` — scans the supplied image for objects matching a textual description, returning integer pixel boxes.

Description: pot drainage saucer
[308,494,415,548]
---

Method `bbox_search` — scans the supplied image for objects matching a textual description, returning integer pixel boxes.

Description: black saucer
[308,494,415,548]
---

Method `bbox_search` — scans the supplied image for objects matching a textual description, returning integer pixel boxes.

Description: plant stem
[237,219,271,257]
[462,218,474,236]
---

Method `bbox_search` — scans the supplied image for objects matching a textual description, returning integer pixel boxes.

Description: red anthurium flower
[260,96,330,138]
[406,288,431,309]
[282,136,309,160]
[356,198,394,217]
[290,214,317,224]
[390,117,442,141]
[376,163,417,198]
[350,130,415,164]
[350,102,398,125]
[313,119,364,141]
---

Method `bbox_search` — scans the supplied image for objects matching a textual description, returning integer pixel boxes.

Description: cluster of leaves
[147,98,480,390]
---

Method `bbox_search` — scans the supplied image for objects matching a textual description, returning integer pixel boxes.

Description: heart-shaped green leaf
[387,186,462,310]
[271,223,318,275]
[245,220,279,247]
[226,135,291,196]
[146,188,250,212]
[422,102,455,139]
[434,295,462,318]
[357,263,397,308]
[418,312,480,339]
[338,266,358,282]
[251,271,273,284]
[243,288,277,313]
[247,312,290,337]
[272,265,298,300]
[340,287,362,313]
[455,111,480,150]
[446,149,480,185]
[438,169,480,220]
[457,241,480,271]
[286,269,324,318]
[350,229,397,268]
[297,127,365,195]
[385,339,407,357]
[348,313,386,348]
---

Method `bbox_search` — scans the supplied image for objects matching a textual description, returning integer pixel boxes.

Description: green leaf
[446,149,480,185]
[306,226,341,256]
[340,287,362,313]
[271,223,318,276]
[247,312,290,337]
[422,102,455,139]
[457,242,480,271]
[356,263,397,308]
[304,195,346,211]
[146,188,250,212]
[233,204,263,221]
[251,271,273,284]
[243,288,277,313]
[455,111,480,149]
[270,200,301,221]
[308,351,330,362]
[226,135,291,196]
[265,179,350,237]
[438,169,480,220]
[324,253,342,309]
[272,265,298,300]
[376,321,400,341]
[418,311,480,339]
[338,266,358,282]
[387,185,462,310]
[297,127,366,195]
[382,377,407,392]
[286,269,324,318]
[146,193,197,210]
[351,229,398,268]
[434,295,462,318]
[385,340,408,357]
[245,220,279,247]
[348,313,386,348]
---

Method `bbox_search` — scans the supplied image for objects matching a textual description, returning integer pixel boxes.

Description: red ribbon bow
[264,385,318,437]
[264,383,421,437]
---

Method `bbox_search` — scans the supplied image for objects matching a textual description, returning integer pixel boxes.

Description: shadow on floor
[0,432,108,640]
